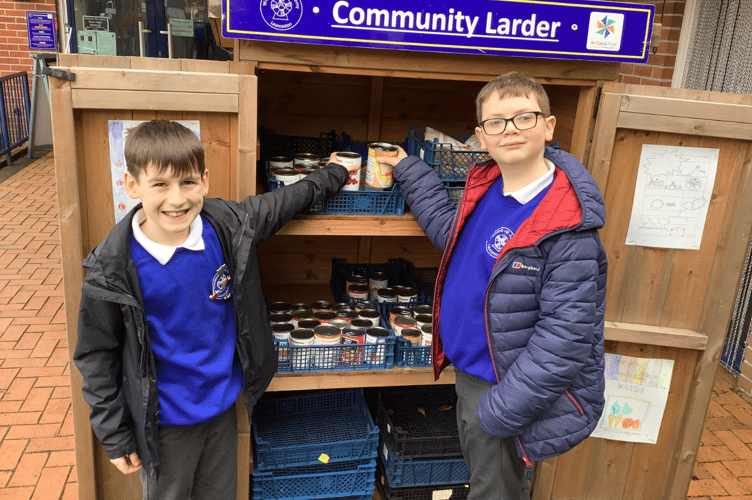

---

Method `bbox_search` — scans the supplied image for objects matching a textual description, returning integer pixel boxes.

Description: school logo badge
[486,227,514,259]
[210,264,233,301]
[586,12,624,52]
[260,0,303,31]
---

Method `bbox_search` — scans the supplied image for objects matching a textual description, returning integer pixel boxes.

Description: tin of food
[358,308,381,326]
[346,274,368,293]
[392,314,418,336]
[376,287,398,303]
[365,326,390,364]
[268,301,292,316]
[348,284,370,302]
[341,327,366,364]
[365,142,398,189]
[272,167,300,186]
[336,152,363,191]
[289,328,315,369]
[294,153,320,171]
[271,323,294,362]
[413,304,432,316]
[269,156,293,169]
[313,325,342,368]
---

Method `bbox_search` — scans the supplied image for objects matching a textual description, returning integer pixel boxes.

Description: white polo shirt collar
[131,209,205,265]
[503,159,556,205]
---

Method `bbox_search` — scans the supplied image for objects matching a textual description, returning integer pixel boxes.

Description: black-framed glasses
[478,111,547,135]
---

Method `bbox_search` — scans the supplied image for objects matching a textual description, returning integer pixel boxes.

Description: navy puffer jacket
[395,147,607,464]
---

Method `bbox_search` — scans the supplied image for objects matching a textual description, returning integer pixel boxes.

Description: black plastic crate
[404,264,438,305]
[259,128,340,160]
[375,464,469,500]
[376,386,461,459]
[379,433,469,488]
[330,258,424,305]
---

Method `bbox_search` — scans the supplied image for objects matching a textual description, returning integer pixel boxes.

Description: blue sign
[224,0,654,62]
[26,11,57,51]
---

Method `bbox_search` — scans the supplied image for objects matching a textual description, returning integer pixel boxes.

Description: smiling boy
[74,120,360,499]
[374,72,608,499]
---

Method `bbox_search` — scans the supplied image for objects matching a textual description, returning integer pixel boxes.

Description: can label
[336,152,363,191]
[365,143,398,189]
[341,329,365,364]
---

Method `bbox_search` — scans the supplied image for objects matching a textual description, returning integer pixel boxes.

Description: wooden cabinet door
[533,83,752,500]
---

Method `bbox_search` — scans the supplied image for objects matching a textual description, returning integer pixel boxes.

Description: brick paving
[0,151,751,499]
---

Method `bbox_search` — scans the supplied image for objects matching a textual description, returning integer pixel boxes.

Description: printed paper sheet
[625,145,719,250]
[108,120,200,223]
[590,354,674,444]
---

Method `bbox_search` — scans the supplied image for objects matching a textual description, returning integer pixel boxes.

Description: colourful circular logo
[260,0,303,31]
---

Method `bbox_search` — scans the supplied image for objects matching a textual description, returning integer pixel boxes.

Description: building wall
[0,0,57,78]
[618,0,686,86]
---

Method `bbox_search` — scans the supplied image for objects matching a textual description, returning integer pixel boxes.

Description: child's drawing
[626,145,719,250]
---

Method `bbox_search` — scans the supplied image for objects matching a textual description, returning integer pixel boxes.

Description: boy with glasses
[375,72,607,499]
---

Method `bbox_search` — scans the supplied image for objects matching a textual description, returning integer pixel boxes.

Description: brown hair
[475,72,551,123]
[124,120,205,179]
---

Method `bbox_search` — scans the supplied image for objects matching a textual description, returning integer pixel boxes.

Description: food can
[377,287,398,303]
[318,158,330,168]
[392,315,418,336]
[358,309,381,326]
[350,318,372,331]
[269,312,292,326]
[313,325,342,368]
[336,152,363,191]
[413,304,432,316]
[289,328,315,369]
[401,329,422,347]
[272,167,301,186]
[329,319,350,331]
[298,319,321,330]
[341,327,365,364]
[345,274,368,294]
[336,309,359,323]
[300,167,316,176]
[291,309,314,327]
[269,156,293,169]
[365,143,398,189]
[401,328,423,365]
[365,326,390,364]
[420,323,433,346]
[354,301,377,312]
[389,306,413,328]
[313,311,337,324]
[348,284,370,302]
[369,272,388,299]
[271,323,294,362]
[294,153,320,171]
[415,314,433,329]
[268,301,292,316]
[396,286,418,303]
[333,302,352,311]
[311,300,334,312]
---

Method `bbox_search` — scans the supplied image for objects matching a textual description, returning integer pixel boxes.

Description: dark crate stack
[251,389,378,500]
[374,386,469,499]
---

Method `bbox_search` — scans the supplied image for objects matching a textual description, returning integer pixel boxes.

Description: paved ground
[0,152,751,499]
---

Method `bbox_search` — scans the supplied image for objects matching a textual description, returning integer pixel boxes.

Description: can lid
[337,151,361,159]
[351,319,372,329]
[390,306,413,317]
[311,300,333,310]
[370,272,388,281]
[294,153,320,160]
[273,168,298,176]
[394,315,417,326]
[416,314,433,323]
[314,311,337,321]
[359,309,380,318]
[290,328,315,340]
[271,323,294,333]
[291,309,313,320]
[414,305,432,315]
[269,155,293,161]
[421,324,433,334]
[377,288,397,298]
[369,142,397,152]
[269,312,292,322]
[298,319,321,329]
[401,329,421,340]
[314,325,341,337]
[268,301,291,313]
[343,327,365,337]
[365,327,390,338]
[346,274,368,284]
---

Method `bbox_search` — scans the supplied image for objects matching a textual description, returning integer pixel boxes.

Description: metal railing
[0,72,31,165]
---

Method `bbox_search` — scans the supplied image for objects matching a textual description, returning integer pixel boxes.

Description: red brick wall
[619,0,686,87]
[0,0,58,78]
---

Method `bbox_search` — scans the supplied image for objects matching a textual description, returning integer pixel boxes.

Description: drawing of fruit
[632,419,641,429]
[622,418,634,429]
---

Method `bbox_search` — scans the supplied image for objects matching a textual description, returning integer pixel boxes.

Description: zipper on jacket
[516,436,533,480]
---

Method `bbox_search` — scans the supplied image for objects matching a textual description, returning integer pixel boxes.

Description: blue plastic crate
[253,389,378,470]
[444,181,465,206]
[394,337,431,368]
[274,315,395,373]
[268,178,406,216]
[379,434,468,488]
[407,124,490,181]
[251,459,376,500]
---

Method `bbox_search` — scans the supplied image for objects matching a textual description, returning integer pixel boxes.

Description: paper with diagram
[590,354,674,444]
[626,145,719,250]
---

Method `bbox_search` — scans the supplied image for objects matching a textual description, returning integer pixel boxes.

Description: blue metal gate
[0,72,31,165]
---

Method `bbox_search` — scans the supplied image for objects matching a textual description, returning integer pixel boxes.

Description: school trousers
[455,369,530,500]
[140,402,238,500]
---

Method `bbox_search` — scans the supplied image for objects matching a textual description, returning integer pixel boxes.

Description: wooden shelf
[267,366,455,391]
[276,214,426,236]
